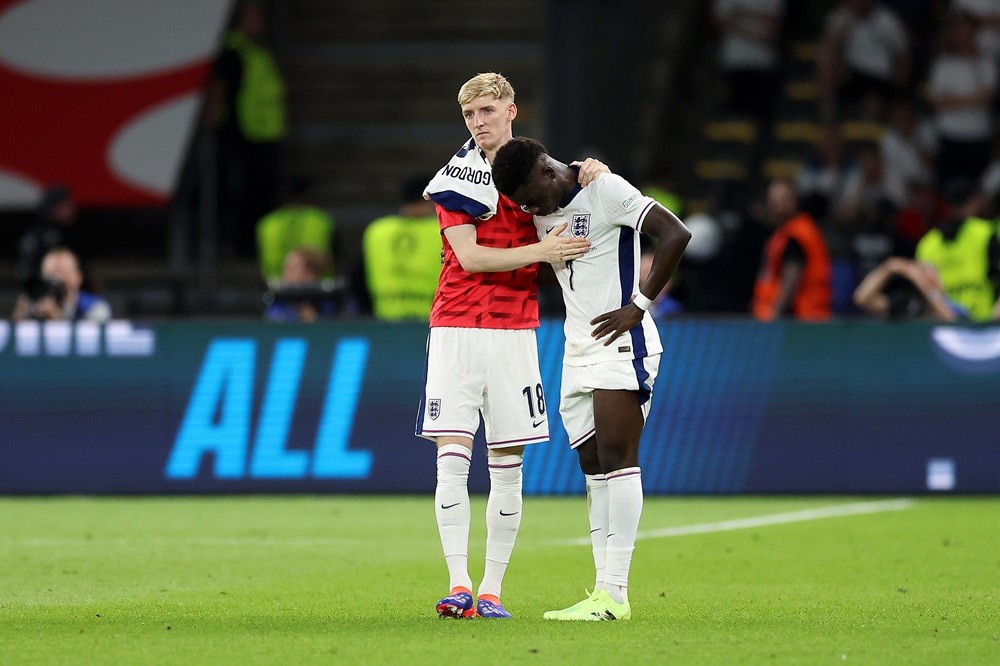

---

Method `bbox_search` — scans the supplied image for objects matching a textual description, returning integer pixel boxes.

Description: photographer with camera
[262,246,340,323]
[11,247,111,322]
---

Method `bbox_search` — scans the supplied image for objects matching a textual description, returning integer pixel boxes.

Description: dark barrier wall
[1,319,998,494]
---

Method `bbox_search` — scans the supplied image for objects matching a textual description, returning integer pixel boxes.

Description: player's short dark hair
[492,137,548,197]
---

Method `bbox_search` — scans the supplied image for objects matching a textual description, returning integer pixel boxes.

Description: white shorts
[560,354,660,449]
[416,327,549,448]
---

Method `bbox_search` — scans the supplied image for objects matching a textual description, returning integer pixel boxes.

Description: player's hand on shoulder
[537,222,589,264]
[590,301,645,346]
[572,158,611,187]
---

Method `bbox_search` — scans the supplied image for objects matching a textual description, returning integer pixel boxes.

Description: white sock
[605,467,643,604]
[478,454,523,599]
[435,444,473,592]
[585,473,609,592]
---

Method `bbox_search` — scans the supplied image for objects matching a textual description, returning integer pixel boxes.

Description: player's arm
[591,204,691,345]
[445,223,588,273]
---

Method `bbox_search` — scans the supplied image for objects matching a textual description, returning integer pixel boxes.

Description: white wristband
[632,292,653,311]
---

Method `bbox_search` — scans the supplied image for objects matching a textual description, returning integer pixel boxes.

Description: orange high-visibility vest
[753,213,832,321]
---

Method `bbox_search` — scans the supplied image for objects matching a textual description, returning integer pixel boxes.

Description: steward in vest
[915,181,1000,322]
[206,1,287,258]
[361,178,443,321]
[753,181,833,321]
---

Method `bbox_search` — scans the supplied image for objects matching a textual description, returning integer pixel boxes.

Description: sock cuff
[487,454,522,470]
[606,467,641,482]
[584,473,608,487]
[437,444,472,464]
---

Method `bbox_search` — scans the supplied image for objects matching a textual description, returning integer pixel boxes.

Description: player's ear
[507,102,517,122]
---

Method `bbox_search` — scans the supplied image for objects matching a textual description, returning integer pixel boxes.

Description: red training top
[429,194,539,329]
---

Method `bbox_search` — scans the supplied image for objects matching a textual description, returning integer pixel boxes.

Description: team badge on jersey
[572,214,591,238]
[428,399,441,420]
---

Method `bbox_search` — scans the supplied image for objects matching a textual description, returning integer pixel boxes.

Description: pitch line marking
[552,498,915,546]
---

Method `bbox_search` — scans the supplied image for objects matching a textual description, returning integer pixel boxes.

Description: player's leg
[417,328,486,618]
[576,437,608,595]
[477,330,548,618]
[593,387,645,612]
[543,367,607,620]
[433,436,475,618]
[590,354,659,618]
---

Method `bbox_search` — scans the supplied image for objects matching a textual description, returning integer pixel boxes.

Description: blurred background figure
[642,168,686,219]
[711,0,786,130]
[914,179,1000,321]
[853,256,967,321]
[639,246,684,318]
[12,247,110,322]
[879,99,935,211]
[817,0,910,121]
[926,9,998,190]
[256,176,336,289]
[752,180,833,321]
[796,123,857,222]
[892,177,944,259]
[262,246,337,323]
[16,185,80,293]
[953,0,1000,65]
[204,0,287,259]
[356,175,442,321]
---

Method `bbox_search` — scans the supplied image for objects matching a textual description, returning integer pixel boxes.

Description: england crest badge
[571,214,590,237]
[428,399,441,420]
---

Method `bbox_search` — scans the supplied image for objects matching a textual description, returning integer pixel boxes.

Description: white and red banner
[0,0,234,208]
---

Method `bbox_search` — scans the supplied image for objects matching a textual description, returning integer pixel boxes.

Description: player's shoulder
[589,172,646,207]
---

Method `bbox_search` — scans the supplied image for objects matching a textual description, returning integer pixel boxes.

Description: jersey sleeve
[594,174,658,231]
[436,203,478,233]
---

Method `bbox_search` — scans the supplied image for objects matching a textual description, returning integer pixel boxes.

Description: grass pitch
[0,495,997,665]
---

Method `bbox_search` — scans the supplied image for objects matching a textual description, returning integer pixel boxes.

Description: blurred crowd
[10,0,1000,325]
[663,0,1000,323]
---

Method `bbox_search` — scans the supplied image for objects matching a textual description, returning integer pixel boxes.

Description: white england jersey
[534,172,663,366]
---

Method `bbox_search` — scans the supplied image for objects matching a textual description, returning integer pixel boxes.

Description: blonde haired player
[492,137,691,621]
[417,73,605,619]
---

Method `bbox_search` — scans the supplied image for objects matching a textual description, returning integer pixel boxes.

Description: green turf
[1,496,997,665]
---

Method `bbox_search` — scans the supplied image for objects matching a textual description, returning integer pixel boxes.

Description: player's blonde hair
[457,72,515,105]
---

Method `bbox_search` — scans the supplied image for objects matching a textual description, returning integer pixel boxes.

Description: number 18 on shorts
[416,327,550,449]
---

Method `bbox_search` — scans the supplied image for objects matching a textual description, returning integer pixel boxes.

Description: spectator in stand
[853,256,968,320]
[359,175,442,322]
[16,185,80,292]
[256,176,335,289]
[204,0,288,259]
[797,123,858,221]
[927,9,998,189]
[953,0,1000,64]
[879,99,935,210]
[752,180,833,321]
[836,142,891,224]
[893,177,945,257]
[11,247,110,322]
[263,246,337,323]
[817,0,910,120]
[915,178,1000,321]
[711,0,786,129]
[837,144,895,297]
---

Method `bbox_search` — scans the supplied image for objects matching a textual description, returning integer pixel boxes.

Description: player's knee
[576,438,602,475]
[596,440,638,474]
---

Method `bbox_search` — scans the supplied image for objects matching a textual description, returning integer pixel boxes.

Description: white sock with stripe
[585,473,609,592]
[604,467,643,604]
[478,454,523,599]
[435,444,473,592]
